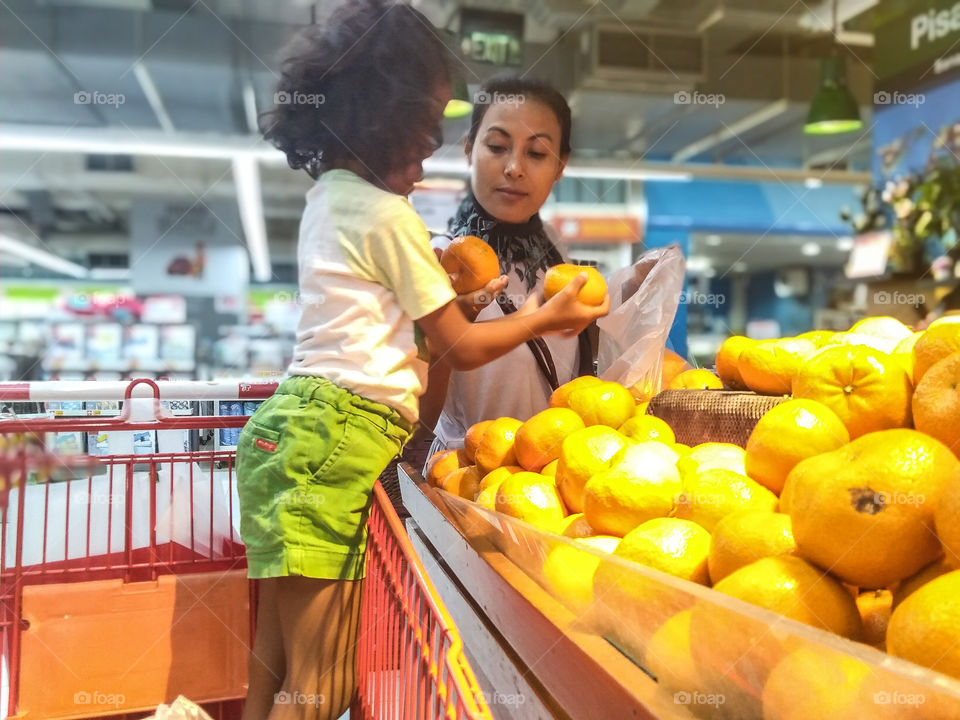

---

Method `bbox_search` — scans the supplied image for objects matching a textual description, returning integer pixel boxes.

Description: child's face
[466,98,568,224]
[383,81,451,196]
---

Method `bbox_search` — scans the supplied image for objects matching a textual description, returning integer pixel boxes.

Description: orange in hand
[440,236,500,294]
[543,264,607,306]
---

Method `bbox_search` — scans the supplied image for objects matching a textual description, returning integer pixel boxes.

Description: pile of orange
[420,314,960,700]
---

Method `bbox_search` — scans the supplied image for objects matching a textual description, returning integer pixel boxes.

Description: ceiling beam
[671,99,791,163]
[132,62,176,133]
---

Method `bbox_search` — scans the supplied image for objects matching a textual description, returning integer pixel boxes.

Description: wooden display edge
[399,463,674,720]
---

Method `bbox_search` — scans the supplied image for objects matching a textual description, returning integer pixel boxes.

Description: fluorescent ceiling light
[0,233,88,278]
[837,236,855,251]
[89,268,131,280]
[802,242,822,256]
[804,177,824,189]
[232,157,272,282]
[686,256,713,273]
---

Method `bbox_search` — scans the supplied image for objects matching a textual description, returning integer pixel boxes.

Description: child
[235,2,608,718]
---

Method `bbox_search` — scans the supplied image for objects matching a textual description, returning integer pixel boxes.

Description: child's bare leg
[269,575,365,720]
[242,579,286,720]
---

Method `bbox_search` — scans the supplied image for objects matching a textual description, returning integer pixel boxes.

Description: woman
[427,74,594,449]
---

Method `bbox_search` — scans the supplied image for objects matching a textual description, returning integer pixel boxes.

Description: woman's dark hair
[465,75,572,157]
[261,0,451,181]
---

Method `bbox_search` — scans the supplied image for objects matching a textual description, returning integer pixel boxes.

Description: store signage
[552,214,641,244]
[876,0,960,90]
[459,9,524,67]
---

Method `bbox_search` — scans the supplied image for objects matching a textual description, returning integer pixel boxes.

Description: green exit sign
[459,9,524,67]
[462,31,523,66]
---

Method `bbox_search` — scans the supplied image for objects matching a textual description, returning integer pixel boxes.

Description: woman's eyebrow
[485,125,555,143]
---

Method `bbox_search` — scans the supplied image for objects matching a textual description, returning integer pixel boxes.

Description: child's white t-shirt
[289,169,455,423]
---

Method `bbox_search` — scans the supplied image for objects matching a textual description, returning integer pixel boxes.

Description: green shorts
[236,375,415,580]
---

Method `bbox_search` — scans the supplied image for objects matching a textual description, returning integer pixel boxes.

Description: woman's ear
[464,138,474,165]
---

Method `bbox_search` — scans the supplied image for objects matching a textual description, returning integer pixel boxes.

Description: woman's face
[466,98,567,224]
[383,80,451,196]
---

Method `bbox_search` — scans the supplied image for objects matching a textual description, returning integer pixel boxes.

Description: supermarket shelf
[41,359,196,373]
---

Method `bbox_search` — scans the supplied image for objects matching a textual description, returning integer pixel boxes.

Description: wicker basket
[646,389,788,448]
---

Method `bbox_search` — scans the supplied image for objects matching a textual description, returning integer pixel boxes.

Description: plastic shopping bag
[139,696,213,720]
[597,244,686,399]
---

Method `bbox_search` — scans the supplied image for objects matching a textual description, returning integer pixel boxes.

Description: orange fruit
[666,368,722,390]
[934,466,960,567]
[850,316,914,343]
[439,235,500,294]
[660,348,692,388]
[887,570,960,680]
[708,510,795,583]
[543,263,607,306]
[542,535,620,612]
[792,345,913,439]
[762,647,871,720]
[541,459,559,477]
[912,352,960,456]
[615,517,711,584]
[633,401,649,416]
[425,449,463,487]
[744,398,850,495]
[738,337,816,395]
[566,380,635,428]
[616,414,674,445]
[796,329,838,348]
[893,557,954,608]
[463,420,493,464]
[555,425,629,513]
[474,416,523,475]
[784,428,960,588]
[582,442,683,536]
[549,374,603,409]
[830,331,900,354]
[494,471,566,530]
[477,465,522,493]
[556,513,593,538]
[857,589,893,648]
[677,442,746,480]
[715,335,753,390]
[440,465,482,500]
[513,407,586,472]
[712,556,862,639]
[913,322,960,384]
[642,610,700,696]
[673,468,778,532]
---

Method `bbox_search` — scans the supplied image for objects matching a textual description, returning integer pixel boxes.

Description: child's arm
[417,273,608,372]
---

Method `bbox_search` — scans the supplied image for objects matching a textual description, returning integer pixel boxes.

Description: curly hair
[465,74,572,157]
[261,0,451,181]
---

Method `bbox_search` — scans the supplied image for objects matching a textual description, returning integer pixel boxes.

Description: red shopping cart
[0,379,490,720]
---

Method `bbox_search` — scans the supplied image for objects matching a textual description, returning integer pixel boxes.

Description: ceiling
[0,0,882,279]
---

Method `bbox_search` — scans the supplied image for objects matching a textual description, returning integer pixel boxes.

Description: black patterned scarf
[447,192,564,292]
